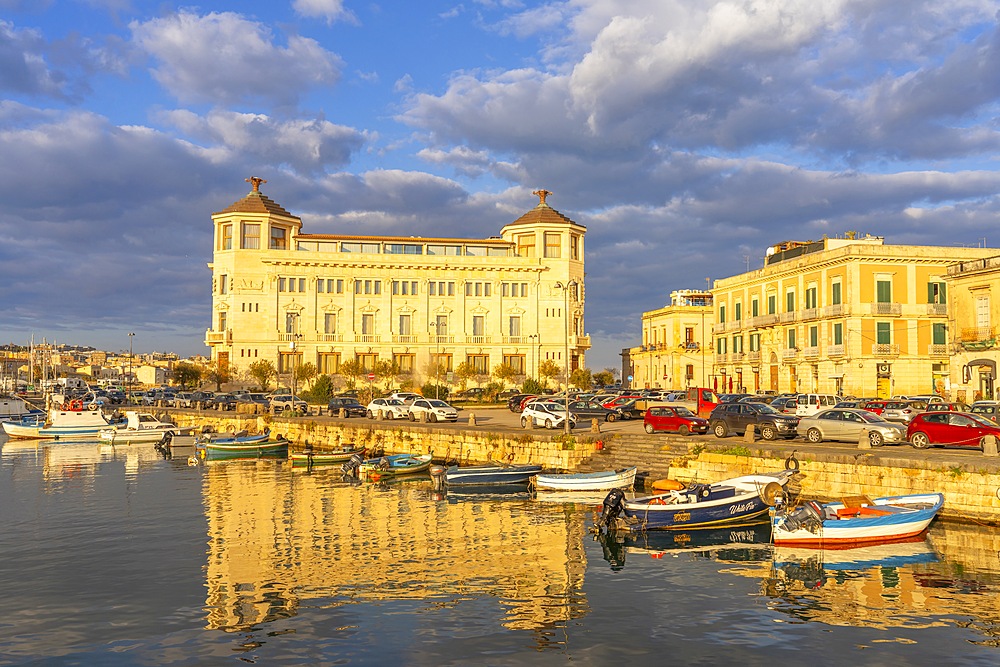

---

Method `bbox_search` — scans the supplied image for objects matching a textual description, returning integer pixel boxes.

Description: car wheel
[910,432,931,449]
[366,410,374,419]
[644,423,655,434]
[806,428,822,443]
[678,425,690,436]
[545,419,555,429]
[868,431,884,448]
[429,413,437,423]
[521,417,529,428]
[760,424,776,441]
[607,413,617,422]
[712,422,729,438]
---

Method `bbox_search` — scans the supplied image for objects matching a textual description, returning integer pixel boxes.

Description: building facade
[710,235,995,398]
[205,179,589,387]
[946,255,1000,402]
[624,290,713,390]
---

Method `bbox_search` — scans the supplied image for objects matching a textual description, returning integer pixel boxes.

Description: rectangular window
[219,274,228,294]
[927,281,947,304]
[832,282,842,305]
[472,316,485,336]
[516,234,536,258]
[932,323,947,345]
[356,280,381,295]
[324,313,336,334]
[787,328,796,349]
[977,295,991,328]
[571,234,580,260]
[503,354,526,375]
[876,279,892,303]
[767,295,776,314]
[361,314,374,335]
[426,244,462,256]
[285,313,298,334]
[716,338,727,354]
[218,312,227,331]
[833,323,843,345]
[393,353,415,374]
[809,325,818,347]
[221,224,232,250]
[465,245,489,256]
[805,287,818,309]
[270,227,287,250]
[876,322,891,344]
[392,281,416,296]
[357,353,378,372]
[749,333,760,351]
[318,353,340,374]
[435,315,448,336]
[735,303,742,321]
[317,278,344,294]
[468,354,489,374]
[785,290,796,312]
[719,304,726,323]
[384,244,422,255]
[732,335,743,353]
[398,314,411,335]
[685,327,695,344]
[430,353,453,373]
[341,242,381,253]
[241,223,260,249]
[508,316,521,337]
[544,232,561,258]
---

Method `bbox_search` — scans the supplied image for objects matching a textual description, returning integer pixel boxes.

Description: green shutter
[876,280,891,303]
[876,322,891,344]
[933,323,946,345]
[833,323,843,345]
[832,282,842,305]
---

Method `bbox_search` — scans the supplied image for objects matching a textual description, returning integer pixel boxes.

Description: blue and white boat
[1,405,115,440]
[535,466,636,491]
[771,493,944,548]
[601,470,796,532]
[195,428,271,446]
[444,463,542,486]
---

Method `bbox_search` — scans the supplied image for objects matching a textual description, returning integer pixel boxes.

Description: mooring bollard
[984,434,999,457]
[339,407,346,418]
[420,410,428,423]
[857,428,872,449]
[469,412,477,426]
[744,424,756,443]
[591,418,601,434]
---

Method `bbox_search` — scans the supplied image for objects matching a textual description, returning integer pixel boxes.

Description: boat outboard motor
[376,456,390,472]
[779,501,824,533]
[154,432,173,459]
[341,452,364,475]
[601,488,627,528]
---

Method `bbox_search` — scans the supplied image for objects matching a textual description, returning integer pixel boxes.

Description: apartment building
[947,255,1000,401]
[710,234,995,399]
[625,290,713,390]
[204,178,589,385]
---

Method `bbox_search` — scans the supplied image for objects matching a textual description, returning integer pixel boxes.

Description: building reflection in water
[200,462,589,634]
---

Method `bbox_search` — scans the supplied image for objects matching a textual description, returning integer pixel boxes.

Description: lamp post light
[289,333,302,402]
[429,320,440,399]
[127,332,134,404]
[528,333,539,380]
[554,280,578,435]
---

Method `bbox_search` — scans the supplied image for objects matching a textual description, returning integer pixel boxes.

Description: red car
[643,405,709,436]
[862,400,888,416]
[907,412,1000,449]
[602,395,642,410]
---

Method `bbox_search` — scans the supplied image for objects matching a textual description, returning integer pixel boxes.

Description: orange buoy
[651,478,685,492]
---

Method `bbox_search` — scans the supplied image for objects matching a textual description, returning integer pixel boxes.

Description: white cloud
[130,10,343,107]
[293,0,358,25]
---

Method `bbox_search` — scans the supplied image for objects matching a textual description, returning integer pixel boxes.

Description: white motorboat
[0,393,44,420]
[98,411,185,444]
[535,466,637,491]
[2,404,114,440]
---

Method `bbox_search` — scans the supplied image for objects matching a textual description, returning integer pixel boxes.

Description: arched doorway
[769,352,779,392]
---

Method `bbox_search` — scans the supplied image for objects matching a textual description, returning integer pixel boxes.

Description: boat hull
[444,464,542,486]
[360,453,434,477]
[98,427,181,444]
[289,446,365,466]
[771,493,944,548]
[201,439,289,460]
[536,466,637,491]
[2,408,112,440]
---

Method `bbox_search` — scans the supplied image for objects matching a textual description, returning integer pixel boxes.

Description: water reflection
[595,521,773,570]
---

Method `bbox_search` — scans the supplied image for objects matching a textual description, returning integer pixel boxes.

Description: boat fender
[87,402,98,411]
[698,486,712,500]
[187,455,198,466]
[784,454,799,471]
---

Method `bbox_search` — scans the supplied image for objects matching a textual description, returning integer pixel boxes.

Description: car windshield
[858,411,886,424]
[427,400,449,408]
[748,403,778,414]
[674,407,695,417]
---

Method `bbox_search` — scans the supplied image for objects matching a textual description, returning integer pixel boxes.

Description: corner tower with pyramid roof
[206,181,589,387]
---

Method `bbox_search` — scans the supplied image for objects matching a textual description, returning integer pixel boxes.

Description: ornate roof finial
[532,189,552,206]
[246,176,267,193]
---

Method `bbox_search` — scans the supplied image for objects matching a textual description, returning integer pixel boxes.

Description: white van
[795,393,839,417]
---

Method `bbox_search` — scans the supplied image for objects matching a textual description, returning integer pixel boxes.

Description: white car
[388,392,422,404]
[521,402,577,430]
[366,398,410,420]
[407,398,459,423]
[270,394,308,411]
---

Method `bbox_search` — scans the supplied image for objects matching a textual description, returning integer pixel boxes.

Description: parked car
[924,402,970,413]
[270,394,308,412]
[212,393,238,410]
[794,393,840,417]
[188,391,216,407]
[643,405,709,435]
[407,398,459,423]
[970,402,1000,421]
[798,408,906,447]
[610,400,644,420]
[507,394,532,412]
[907,412,1000,449]
[452,388,486,401]
[861,400,888,416]
[880,400,923,424]
[566,399,616,422]
[171,392,195,408]
[328,396,367,417]
[366,398,410,420]
[236,393,270,408]
[388,392,422,404]
[770,396,798,414]
[708,402,799,440]
[521,402,577,430]
[601,395,642,410]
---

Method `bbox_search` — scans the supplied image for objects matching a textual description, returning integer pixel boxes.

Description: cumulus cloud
[130,10,343,107]
[293,0,358,25]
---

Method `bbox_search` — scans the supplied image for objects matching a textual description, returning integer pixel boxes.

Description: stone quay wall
[164,411,1000,524]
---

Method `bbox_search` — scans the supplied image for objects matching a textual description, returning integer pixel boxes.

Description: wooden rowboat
[535,466,637,491]
[289,444,365,467]
[359,453,434,478]
[200,437,289,460]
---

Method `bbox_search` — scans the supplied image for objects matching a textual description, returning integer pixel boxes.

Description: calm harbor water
[2,434,1000,666]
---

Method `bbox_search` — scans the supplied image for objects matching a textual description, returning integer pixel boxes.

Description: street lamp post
[528,333,539,380]
[127,332,134,404]
[289,333,302,402]
[554,280,578,435]
[429,321,440,399]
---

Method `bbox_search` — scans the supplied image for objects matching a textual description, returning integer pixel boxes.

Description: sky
[2,1,1000,371]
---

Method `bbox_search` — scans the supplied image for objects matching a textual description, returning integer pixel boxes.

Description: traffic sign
[367,373,376,382]
[627,375,633,382]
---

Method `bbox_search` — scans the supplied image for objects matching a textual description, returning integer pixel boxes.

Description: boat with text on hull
[1,404,115,440]
[599,470,797,532]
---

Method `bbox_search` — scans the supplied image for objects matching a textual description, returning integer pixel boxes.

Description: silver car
[798,408,906,447]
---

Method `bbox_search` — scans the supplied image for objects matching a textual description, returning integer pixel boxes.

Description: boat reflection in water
[595,520,773,570]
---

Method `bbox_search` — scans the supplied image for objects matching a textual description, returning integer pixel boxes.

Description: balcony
[466,335,493,345]
[730,352,745,362]
[828,344,845,357]
[318,333,343,342]
[726,321,742,332]
[960,326,994,342]
[782,348,799,360]
[872,343,900,356]
[823,304,847,317]
[928,344,948,357]
[802,346,820,358]
[430,335,455,344]
[205,330,227,344]
[393,335,419,343]
[751,314,778,327]
[801,308,820,321]
[871,303,902,316]
[716,353,729,363]
[574,335,592,349]
[747,351,761,363]
[356,334,382,343]
[926,303,948,316]
[278,333,300,342]
[779,312,796,323]
[713,322,727,334]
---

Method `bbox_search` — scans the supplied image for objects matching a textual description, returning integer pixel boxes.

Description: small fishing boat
[444,463,542,486]
[600,470,796,532]
[1,405,115,440]
[535,466,637,491]
[289,444,365,467]
[98,411,184,444]
[199,436,289,460]
[196,428,271,445]
[359,452,434,478]
[771,493,944,548]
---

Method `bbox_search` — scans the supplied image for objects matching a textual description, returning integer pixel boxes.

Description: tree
[570,367,593,390]
[248,360,277,391]
[538,359,561,388]
[592,369,616,388]
[302,374,334,403]
[374,359,399,390]
[339,358,363,389]
[294,361,317,390]
[492,363,518,387]
[454,361,477,390]
[173,362,203,390]
[204,359,233,391]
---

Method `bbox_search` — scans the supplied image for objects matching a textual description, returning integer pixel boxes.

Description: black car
[566,399,616,422]
[708,402,799,440]
[507,394,532,412]
[328,396,367,417]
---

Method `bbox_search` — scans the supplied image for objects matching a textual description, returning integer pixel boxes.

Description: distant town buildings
[204,178,589,387]
[947,255,1000,402]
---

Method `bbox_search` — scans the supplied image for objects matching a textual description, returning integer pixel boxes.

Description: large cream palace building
[205,178,590,384]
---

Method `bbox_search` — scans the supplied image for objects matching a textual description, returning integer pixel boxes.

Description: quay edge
[162,410,1000,525]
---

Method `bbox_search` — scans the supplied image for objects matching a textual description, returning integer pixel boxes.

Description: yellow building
[946,255,1000,401]
[710,235,996,398]
[625,290,713,390]
[205,178,589,386]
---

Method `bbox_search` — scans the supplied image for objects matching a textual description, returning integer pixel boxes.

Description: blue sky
[2,1,1000,371]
